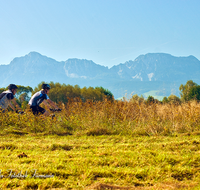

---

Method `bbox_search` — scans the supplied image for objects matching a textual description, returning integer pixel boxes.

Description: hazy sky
[1,0,200,68]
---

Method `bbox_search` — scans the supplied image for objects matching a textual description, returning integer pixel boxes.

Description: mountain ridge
[0,52,200,99]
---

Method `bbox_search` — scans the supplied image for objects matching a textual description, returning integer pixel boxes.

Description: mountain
[1,52,65,87]
[0,52,200,99]
[110,53,200,82]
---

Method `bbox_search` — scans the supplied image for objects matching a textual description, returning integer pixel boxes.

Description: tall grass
[1,99,200,136]
[0,99,200,189]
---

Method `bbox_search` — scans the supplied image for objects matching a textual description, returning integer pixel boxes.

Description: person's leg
[30,106,38,115]
[30,106,46,116]
[37,106,46,115]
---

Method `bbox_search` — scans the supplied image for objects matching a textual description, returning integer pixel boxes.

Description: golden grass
[0,135,199,189]
[1,99,200,137]
[0,99,200,189]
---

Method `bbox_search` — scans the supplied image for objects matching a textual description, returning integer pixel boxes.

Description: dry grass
[1,99,200,136]
[0,99,200,189]
[0,134,199,189]
[63,99,200,136]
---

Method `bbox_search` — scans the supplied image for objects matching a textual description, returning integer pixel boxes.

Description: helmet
[42,83,51,90]
[8,84,18,90]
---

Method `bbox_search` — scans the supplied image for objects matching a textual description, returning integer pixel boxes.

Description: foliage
[16,85,33,96]
[19,92,30,103]
[131,94,144,104]
[162,96,169,104]
[146,95,155,104]
[0,87,5,94]
[32,81,114,103]
[146,95,159,104]
[187,85,200,101]
[168,94,181,104]
[179,80,198,101]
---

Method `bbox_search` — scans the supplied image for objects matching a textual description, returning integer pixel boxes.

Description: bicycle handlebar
[49,108,62,112]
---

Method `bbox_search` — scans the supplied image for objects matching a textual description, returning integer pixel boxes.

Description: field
[0,99,200,189]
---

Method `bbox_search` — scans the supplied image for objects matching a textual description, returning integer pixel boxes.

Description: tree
[9,85,33,101]
[131,94,144,103]
[179,80,198,101]
[187,86,200,101]
[16,85,33,95]
[0,88,5,94]
[19,93,30,109]
[162,97,169,104]
[19,92,29,102]
[168,95,181,104]
[32,82,82,103]
[95,87,114,101]
[146,96,155,104]
[32,82,113,103]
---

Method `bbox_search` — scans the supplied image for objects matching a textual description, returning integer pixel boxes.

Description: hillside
[0,52,200,99]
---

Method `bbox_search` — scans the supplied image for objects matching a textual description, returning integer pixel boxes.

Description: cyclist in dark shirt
[0,84,21,112]
[29,83,60,116]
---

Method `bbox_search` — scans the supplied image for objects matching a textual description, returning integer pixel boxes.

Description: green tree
[19,92,29,103]
[32,82,81,103]
[81,87,98,101]
[168,94,181,104]
[179,80,198,101]
[162,97,169,104]
[12,85,33,101]
[95,87,114,100]
[0,88,5,94]
[33,82,113,103]
[131,94,144,103]
[187,85,200,101]
[19,93,29,109]
[146,96,155,104]
[81,86,113,102]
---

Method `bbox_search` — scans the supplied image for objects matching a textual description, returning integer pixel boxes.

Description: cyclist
[28,83,60,116]
[0,84,21,112]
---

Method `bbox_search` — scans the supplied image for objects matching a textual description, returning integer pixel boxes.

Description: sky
[0,0,200,68]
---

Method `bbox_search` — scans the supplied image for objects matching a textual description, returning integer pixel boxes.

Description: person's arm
[42,99,60,116]
[42,100,51,109]
[46,99,59,109]
[10,98,21,112]
[12,98,21,109]
[8,101,16,111]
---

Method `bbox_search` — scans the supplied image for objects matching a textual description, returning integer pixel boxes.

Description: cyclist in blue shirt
[29,83,60,116]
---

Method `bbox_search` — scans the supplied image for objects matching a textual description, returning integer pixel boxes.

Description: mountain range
[1,52,200,99]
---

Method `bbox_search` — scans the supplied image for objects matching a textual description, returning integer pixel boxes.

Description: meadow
[0,99,200,189]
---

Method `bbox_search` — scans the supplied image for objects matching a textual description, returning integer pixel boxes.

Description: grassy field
[0,134,200,189]
[0,99,200,189]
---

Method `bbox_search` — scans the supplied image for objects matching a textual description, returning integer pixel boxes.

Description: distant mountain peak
[1,52,200,99]
[28,51,42,56]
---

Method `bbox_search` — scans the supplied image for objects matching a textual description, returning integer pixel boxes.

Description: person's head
[8,84,18,95]
[42,83,51,94]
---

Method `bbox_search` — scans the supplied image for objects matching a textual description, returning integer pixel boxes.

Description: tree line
[1,80,200,107]
[132,80,200,104]
[0,81,114,108]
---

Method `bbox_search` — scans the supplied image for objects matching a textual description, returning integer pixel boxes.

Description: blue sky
[1,0,200,68]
